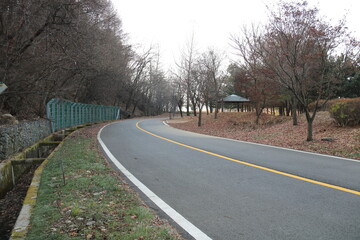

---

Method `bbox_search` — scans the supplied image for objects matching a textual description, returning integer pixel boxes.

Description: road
[99,118,360,240]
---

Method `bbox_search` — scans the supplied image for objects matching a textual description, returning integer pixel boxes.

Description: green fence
[46,98,120,132]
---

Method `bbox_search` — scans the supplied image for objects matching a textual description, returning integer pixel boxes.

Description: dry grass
[168,112,360,160]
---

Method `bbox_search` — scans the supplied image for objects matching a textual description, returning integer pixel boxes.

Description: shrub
[308,99,340,112]
[329,98,360,126]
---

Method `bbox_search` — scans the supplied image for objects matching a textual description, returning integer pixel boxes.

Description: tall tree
[199,49,225,119]
[262,1,355,140]
[231,28,280,124]
[176,34,198,116]
[170,76,185,117]
[233,1,356,140]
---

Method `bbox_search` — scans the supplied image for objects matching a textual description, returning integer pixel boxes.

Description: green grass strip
[26,134,181,240]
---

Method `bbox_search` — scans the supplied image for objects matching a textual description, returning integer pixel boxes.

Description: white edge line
[97,122,212,240]
[162,121,360,163]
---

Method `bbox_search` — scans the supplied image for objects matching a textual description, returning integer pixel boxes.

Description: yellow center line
[136,121,360,196]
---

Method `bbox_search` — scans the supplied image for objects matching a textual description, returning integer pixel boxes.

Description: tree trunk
[306,119,313,141]
[255,103,262,125]
[214,102,219,119]
[132,100,139,115]
[304,110,316,141]
[186,94,190,116]
[191,100,197,116]
[285,100,290,116]
[178,104,183,117]
[198,108,202,126]
[279,106,284,116]
[291,97,298,126]
[255,109,262,125]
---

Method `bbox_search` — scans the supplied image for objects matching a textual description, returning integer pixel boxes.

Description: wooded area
[0,0,171,119]
[0,0,359,141]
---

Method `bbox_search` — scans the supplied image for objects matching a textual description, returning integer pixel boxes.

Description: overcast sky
[111,0,360,71]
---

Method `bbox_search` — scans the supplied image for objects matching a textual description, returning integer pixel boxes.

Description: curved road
[99,118,360,240]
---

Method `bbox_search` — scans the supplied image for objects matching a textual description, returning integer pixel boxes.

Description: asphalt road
[99,118,360,240]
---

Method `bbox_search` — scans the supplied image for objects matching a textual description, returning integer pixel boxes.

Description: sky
[111,0,360,71]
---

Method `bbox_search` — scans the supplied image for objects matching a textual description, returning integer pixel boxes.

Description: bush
[308,99,340,112]
[329,98,360,126]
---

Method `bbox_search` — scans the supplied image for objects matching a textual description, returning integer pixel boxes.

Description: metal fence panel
[46,98,120,132]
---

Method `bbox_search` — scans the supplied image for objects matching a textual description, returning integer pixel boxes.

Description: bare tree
[176,34,198,116]
[260,1,353,141]
[124,48,152,113]
[232,1,355,140]
[199,49,225,119]
[190,62,207,126]
[231,28,280,124]
[170,76,185,117]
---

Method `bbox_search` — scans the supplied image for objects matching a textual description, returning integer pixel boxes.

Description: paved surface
[99,118,360,240]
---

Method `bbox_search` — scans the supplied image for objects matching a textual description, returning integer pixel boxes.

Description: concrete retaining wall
[0,119,52,161]
[0,160,38,198]
[0,160,13,198]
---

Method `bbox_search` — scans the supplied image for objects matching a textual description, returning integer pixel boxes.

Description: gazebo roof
[222,94,250,103]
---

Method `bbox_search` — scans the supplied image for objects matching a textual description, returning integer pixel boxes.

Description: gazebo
[221,94,250,112]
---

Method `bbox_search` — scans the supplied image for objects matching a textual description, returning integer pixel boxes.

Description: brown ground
[167,111,360,160]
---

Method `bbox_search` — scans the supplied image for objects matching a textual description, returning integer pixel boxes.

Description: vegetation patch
[329,98,360,126]
[26,125,182,240]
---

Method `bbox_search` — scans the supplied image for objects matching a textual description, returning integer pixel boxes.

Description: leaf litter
[168,112,360,160]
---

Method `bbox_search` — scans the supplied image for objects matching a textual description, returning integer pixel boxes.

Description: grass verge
[26,125,182,240]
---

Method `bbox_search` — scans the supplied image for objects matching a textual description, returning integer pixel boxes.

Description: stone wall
[0,119,52,161]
